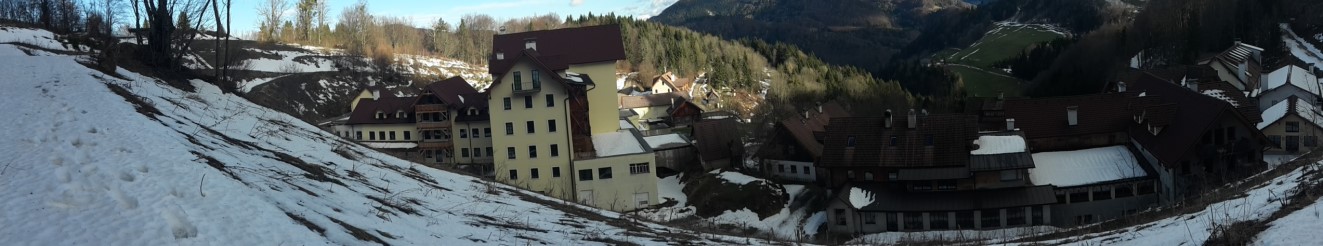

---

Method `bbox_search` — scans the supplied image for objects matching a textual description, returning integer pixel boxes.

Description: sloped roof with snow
[1029,145,1149,187]
[1262,65,1321,96]
[970,135,1027,155]
[643,133,690,150]
[591,129,651,157]
[1259,97,1323,131]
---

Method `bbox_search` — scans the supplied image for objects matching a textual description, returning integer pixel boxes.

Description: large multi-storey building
[485,24,658,211]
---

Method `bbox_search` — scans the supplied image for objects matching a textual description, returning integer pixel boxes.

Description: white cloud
[571,0,585,6]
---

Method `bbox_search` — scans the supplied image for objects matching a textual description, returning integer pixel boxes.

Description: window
[1070,191,1090,203]
[847,136,856,147]
[460,129,468,139]
[888,172,898,180]
[890,136,899,146]
[369,131,376,140]
[552,167,561,177]
[790,165,798,173]
[526,121,535,134]
[1032,206,1045,225]
[835,209,847,225]
[864,172,874,180]
[863,212,877,224]
[548,120,557,132]
[981,209,1001,228]
[524,95,533,108]
[1287,121,1301,132]
[403,131,410,140]
[1307,136,1319,147]
[956,211,975,229]
[579,169,594,181]
[545,94,554,107]
[550,144,559,157]
[461,148,469,157]
[803,166,811,175]
[598,167,613,179]
[486,147,492,156]
[629,163,650,174]
[936,180,957,190]
[484,128,492,137]
[507,147,516,159]
[356,131,362,140]
[1116,185,1134,198]
[904,213,924,230]
[505,123,514,135]
[508,169,518,180]
[778,164,785,173]
[1093,189,1112,200]
[1137,181,1156,195]
[847,170,855,179]
[924,134,934,146]
[1000,170,1022,181]
[503,97,511,110]
[634,192,649,206]
[473,148,482,157]
[532,69,541,89]
[1007,208,1026,226]
[513,71,523,90]
[528,146,538,158]
[930,213,950,230]
[1270,135,1283,148]
[531,168,540,179]
[389,131,396,140]
[471,128,480,138]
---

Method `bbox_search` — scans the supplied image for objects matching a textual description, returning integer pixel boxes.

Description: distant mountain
[651,0,971,77]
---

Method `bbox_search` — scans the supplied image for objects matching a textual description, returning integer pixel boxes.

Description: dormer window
[496,52,505,60]
[525,39,537,50]
[468,108,478,116]
[396,110,406,119]
[375,111,385,119]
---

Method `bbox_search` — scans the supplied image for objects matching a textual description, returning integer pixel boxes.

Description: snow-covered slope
[0,28,764,245]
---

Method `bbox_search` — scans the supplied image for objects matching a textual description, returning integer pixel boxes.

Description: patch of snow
[1255,196,1323,245]
[1282,23,1323,72]
[848,187,876,209]
[643,134,689,149]
[1261,99,1291,129]
[1201,89,1240,107]
[709,170,768,185]
[1030,145,1146,187]
[852,226,1058,245]
[971,135,1027,155]
[1262,65,1320,95]
[591,130,646,157]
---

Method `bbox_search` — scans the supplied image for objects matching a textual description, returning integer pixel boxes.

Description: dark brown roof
[422,77,480,107]
[841,183,1057,212]
[620,93,684,109]
[896,167,970,180]
[778,101,850,158]
[1139,66,1261,123]
[1128,72,1267,167]
[692,117,742,162]
[818,113,978,168]
[969,132,1036,172]
[489,24,625,75]
[1003,93,1138,140]
[1202,42,1264,91]
[347,97,417,125]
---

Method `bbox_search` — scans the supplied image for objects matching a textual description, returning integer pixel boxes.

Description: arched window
[864,172,875,180]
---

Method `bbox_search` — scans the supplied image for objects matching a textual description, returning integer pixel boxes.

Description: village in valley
[325,22,1323,240]
[4,0,1323,245]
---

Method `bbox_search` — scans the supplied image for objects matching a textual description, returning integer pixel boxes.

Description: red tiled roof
[421,77,480,107]
[818,113,979,168]
[778,102,850,158]
[488,24,626,76]
[1003,93,1138,139]
[347,97,417,125]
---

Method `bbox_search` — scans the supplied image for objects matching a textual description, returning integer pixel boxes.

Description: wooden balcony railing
[416,104,447,113]
[417,121,452,129]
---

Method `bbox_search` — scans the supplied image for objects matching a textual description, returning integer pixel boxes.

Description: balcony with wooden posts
[417,120,452,129]
[416,104,447,113]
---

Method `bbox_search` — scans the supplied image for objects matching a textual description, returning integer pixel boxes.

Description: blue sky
[225,0,677,35]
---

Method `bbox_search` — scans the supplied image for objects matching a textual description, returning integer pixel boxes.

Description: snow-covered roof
[618,119,635,129]
[360,142,418,149]
[643,134,689,149]
[1029,145,1147,187]
[848,187,876,209]
[970,135,1027,155]
[708,170,769,185]
[591,130,648,157]
[1260,97,1323,130]
[1262,65,1320,95]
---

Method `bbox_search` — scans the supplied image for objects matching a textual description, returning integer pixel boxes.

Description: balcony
[416,104,447,113]
[512,82,541,94]
[418,141,452,149]
[417,121,452,129]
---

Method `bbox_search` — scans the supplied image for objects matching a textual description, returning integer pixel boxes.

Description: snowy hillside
[0,27,769,245]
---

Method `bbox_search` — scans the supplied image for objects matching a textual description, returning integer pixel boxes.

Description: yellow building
[486,25,658,211]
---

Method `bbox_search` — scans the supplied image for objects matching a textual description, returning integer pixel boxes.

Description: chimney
[803,111,810,119]
[1006,118,1016,131]
[1117,81,1127,92]
[816,102,823,113]
[1067,106,1079,126]
[884,109,894,128]
[907,109,917,129]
